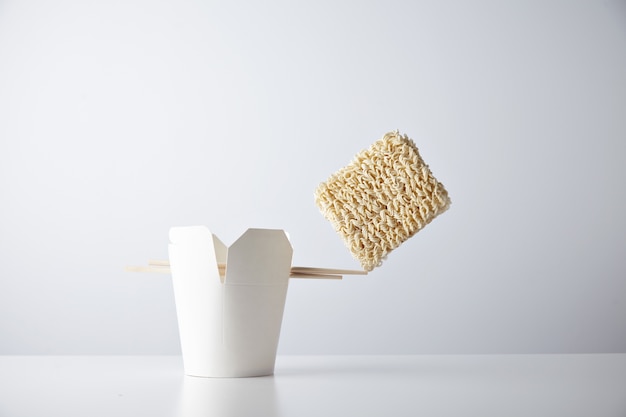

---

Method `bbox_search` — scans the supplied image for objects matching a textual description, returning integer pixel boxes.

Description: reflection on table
[0,355,625,417]
[178,374,278,417]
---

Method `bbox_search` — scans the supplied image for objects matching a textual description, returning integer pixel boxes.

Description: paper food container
[168,226,292,378]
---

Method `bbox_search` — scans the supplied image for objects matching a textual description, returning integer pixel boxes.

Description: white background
[1,0,625,355]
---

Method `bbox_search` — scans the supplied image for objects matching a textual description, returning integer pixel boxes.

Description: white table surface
[1,354,624,417]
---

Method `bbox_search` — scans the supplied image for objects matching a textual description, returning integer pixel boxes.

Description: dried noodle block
[315,130,451,271]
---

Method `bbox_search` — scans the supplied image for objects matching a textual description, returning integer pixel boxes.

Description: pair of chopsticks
[125,260,367,280]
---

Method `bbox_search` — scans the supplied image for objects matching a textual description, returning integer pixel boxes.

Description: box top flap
[225,228,292,285]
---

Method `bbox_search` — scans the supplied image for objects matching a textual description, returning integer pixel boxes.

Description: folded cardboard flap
[169,226,222,283]
[212,233,227,266]
[169,226,292,285]
[226,228,293,285]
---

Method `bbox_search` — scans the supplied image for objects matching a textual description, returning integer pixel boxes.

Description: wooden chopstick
[125,265,171,274]
[125,265,342,280]
[289,266,367,276]
[148,260,170,266]
[147,260,366,276]
[289,272,342,280]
